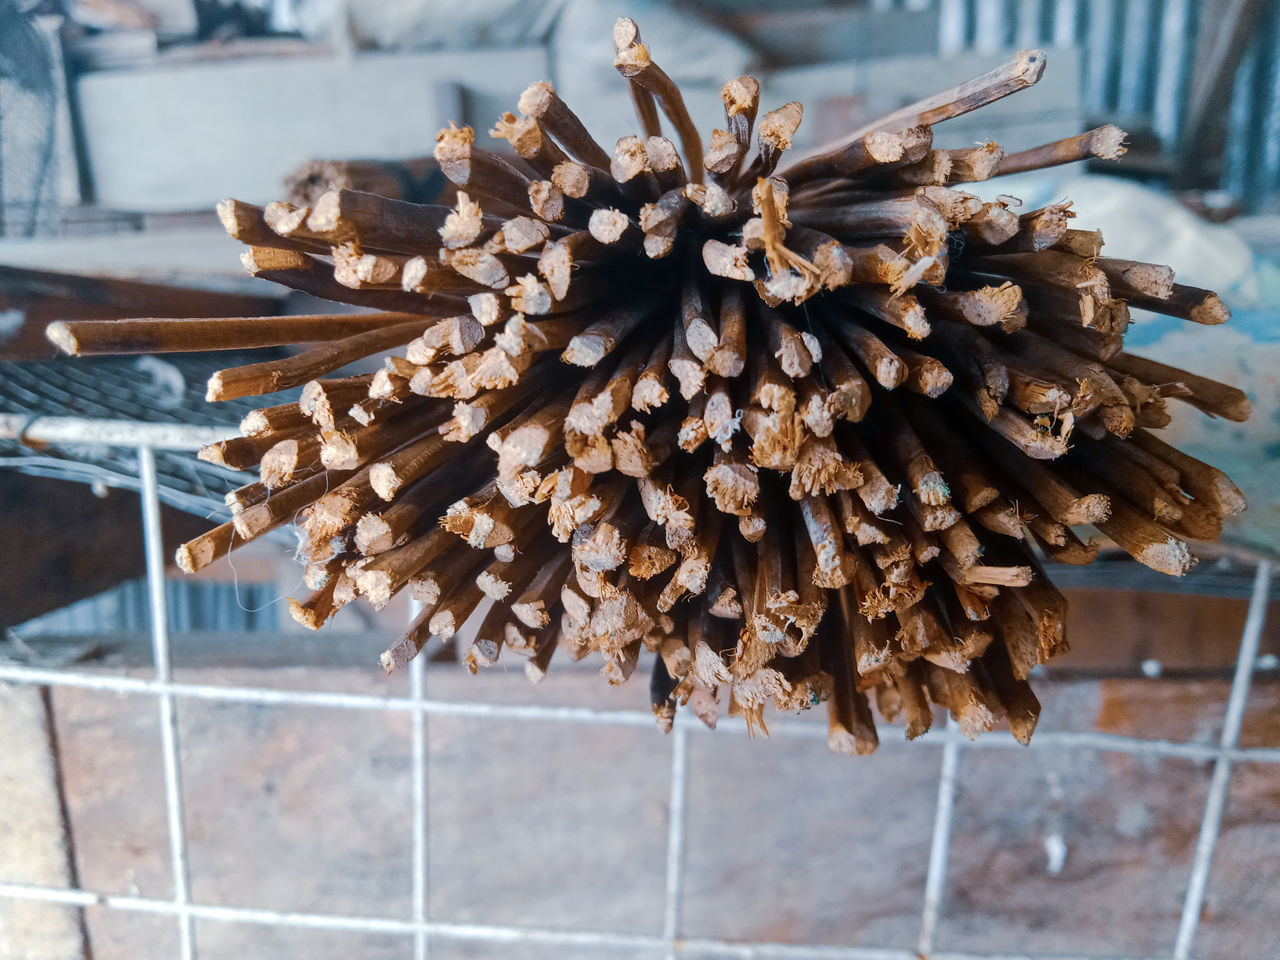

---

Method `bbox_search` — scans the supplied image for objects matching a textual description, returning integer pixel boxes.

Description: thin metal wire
[662,724,690,959]
[918,715,962,956]
[1172,560,1272,960]
[408,598,429,960]
[138,445,196,960]
[2,662,1277,764]
[0,879,1170,960]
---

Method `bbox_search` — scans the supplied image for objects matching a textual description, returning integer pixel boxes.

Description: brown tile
[1000,677,1241,745]
[51,687,173,899]
[193,921,407,960]
[680,729,938,949]
[83,905,179,960]
[1191,762,1280,959]
[177,698,413,917]
[426,714,671,935]
[427,939,660,960]
[1090,679,1231,744]
[937,748,1211,957]
[1060,590,1279,673]
[1238,682,1280,748]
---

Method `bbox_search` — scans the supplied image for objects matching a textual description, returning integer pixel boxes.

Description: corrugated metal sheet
[9,577,283,637]
[930,0,1279,209]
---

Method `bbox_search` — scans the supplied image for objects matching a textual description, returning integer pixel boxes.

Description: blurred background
[1,1,1278,959]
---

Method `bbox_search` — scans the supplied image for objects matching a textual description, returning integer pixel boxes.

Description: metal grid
[0,421,1275,960]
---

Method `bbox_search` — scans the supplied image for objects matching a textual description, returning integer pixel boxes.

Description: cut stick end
[288,598,325,631]
[356,569,393,608]
[206,372,227,402]
[1190,293,1230,326]
[517,81,555,117]
[174,543,199,574]
[378,637,419,675]
[562,335,607,367]
[239,410,269,436]
[1092,124,1128,161]
[370,463,403,501]
[721,75,760,116]
[1137,538,1197,577]
[195,443,227,467]
[1016,48,1047,85]
[589,208,631,244]
[828,726,878,756]
[214,198,237,234]
[44,321,78,355]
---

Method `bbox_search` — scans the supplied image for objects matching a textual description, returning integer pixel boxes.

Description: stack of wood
[48,22,1250,754]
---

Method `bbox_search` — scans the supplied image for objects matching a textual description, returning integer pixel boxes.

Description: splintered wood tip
[721,75,760,114]
[305,189,342,233]
[1092,124,1128,160]
[174,544,197,574]
[289,597,324,631]
[517,80,555,118]
[215,198,240,236]
[1015,48,1047,83]
[613,16,641,52]
[44,321,77,355]
[759,102,804,149]
[433,123,474,164]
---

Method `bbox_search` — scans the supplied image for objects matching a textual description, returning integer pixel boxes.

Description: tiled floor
[8,658,1270,960]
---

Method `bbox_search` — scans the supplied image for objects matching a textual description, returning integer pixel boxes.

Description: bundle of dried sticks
[49,22,1250,753]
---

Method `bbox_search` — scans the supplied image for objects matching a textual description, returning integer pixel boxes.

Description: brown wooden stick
[1124,283,1231,326]
[306,188,499,253]
[302,375,376,427]
[174,520,238,574]
[995,125,1127,176]
[197,425,308,471]
[782,128,914,185]
[47,313,403,356]
[240,246,455,314]
[982,640,1040,745]
[1094,494,1196,576]
[945,142,1004,182]
[240,402,309,437]
[491,111,571,178]
[261,434,323,488]
[519,81,614,171]
[1106,353,1250,422]
[825,320,905,390]
[563,301,656,367]
[206,319,428,402]
[1130,429,1247,517]
[852,49,1045,140]
[964,200,1020,246]
[217,198,330,254]
[842,286,929,340]
[434,124,535,211]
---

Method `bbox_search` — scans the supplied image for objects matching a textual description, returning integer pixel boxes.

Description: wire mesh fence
[0,422,1274,960]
